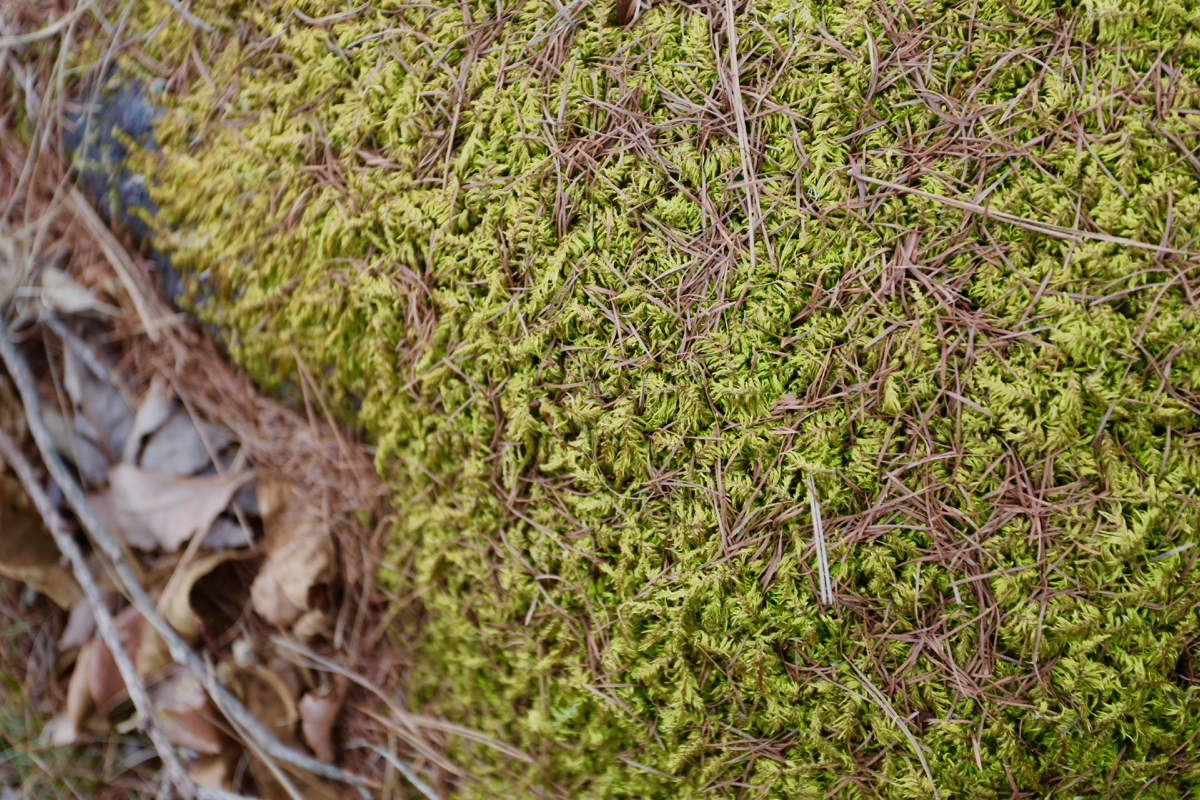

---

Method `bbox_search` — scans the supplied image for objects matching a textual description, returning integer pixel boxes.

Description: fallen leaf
[149,667,224,755]
[139,409,230,476]
[89,604,154,709]
[0,501,80,608]
[43,640,99,746]
[159,550,242,641]
[91,463,251,552]
[59,597,98,650]
[250,480,335,631]
[63,346,133,463]
[188,742,242,791]
[122,375,175,463]
[42,408,109,486]
[230,665,340,800]
[299,684,342,763]
[201,516,254,549]
[38,265,120,316]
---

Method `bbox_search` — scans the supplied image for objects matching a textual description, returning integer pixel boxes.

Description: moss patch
[113,0,1200,795]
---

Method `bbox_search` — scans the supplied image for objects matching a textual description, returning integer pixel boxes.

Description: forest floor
[0,3,442,798]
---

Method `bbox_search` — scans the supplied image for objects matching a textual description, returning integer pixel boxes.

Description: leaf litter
[0,46,451,796]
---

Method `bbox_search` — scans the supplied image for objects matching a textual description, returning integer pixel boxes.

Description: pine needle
[805,475,833,606]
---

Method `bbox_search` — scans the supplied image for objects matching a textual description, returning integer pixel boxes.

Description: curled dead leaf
[228,664,340,800]
[91,463,251,552]
[250,479,335,633]
[159,550,244,641]
[150,667,224,755]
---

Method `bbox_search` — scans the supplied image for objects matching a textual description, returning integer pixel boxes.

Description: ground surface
[9,0,1200,797]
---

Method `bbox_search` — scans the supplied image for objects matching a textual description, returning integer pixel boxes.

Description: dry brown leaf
[250,479,335,632]
[91,463,251,552]
[43,640,99,746]
[150,667,224,755]
[298,685,342,764]
[0,501,81,608]
[188,742,243,791]
[123,374,174,463]
[230,665,340,800]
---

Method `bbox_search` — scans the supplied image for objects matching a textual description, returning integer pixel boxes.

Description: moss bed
[84,0,1200,795]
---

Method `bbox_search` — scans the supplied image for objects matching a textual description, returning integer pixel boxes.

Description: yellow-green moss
[112,0,1200,796]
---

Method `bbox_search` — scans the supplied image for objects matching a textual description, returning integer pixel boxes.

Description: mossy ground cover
[82,0,1200,795]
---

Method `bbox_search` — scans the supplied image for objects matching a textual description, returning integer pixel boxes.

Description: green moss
[118,0,1200,795]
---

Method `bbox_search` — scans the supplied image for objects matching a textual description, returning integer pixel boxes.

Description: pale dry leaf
[298,685,342,763]
[38,265,120,316]
[201,516,254,549]
[43,640,99,746]
[139,409,231,476]
[188,742,243,791]
[59,597,98,650]
[149,667,224,755]
[0,502,81,608]
[250,479,335,631]
[123,374,174,463]
[42,408,108,486]
[63,347,133,462]
[93,463,251,552]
